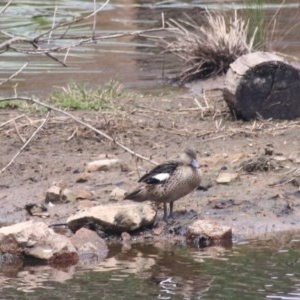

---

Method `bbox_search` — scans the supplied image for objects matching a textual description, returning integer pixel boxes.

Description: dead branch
[0,0,14,15]
[0,0,164,68]
[0,111,51,174]
[0,62,28,86]
[0,114,25,129]
[0,97,157,168]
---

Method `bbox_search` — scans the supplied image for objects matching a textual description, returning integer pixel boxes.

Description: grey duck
[124,148,202,220]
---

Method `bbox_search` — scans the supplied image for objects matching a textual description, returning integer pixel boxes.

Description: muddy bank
[1,87,300,242]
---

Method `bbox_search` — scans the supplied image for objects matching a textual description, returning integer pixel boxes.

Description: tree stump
[223,51,300,120]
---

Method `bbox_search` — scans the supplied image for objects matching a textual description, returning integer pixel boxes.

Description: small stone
[289,152,300,164]
[121,232,131,242]
[70,228,108,261]
[153,223,165,236]
[86,159,121,172]
[61,188,76,202]
[45,186,62,203]
[110,187,126,200]
[76,189,93,200]
[272,155,287,162]
[187,220,232,241]
[25,203,49,218]
[76,172,91,183]
[216,172,239,184]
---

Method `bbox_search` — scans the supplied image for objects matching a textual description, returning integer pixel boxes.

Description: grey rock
[187,220,232,241]
[0,221,78,264]
[45,185,61,203]
[67,200,157,233]
[70,228,108,261]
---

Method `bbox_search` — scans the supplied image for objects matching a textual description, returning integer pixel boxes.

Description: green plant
[48,80,124,110]
[242,0,266,49]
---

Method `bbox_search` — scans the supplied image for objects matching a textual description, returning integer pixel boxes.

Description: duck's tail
[124,188,148,202]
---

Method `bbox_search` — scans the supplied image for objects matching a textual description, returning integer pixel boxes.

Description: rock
[76,172,91,183]
[187,220,232,241]
[121,232,132,250]
[76,189,93,200]
[45,185,61,203]
[0,221,78,264]
[216,172,239,184]
[67,201,157,233]
[70,228,108,261]
[153,222,165,236]
[289,152,300,164]
[25,203,49,218]
[110,187,126,200]
[121,232,131,242]
[86,158,121,172]
[272,155,287,162]
[61,188,76,202]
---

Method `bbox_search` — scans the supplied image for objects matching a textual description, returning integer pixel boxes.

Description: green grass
[0,100,21,109]
[242,0,266,50]
[0,80,128,111]
[48,80,125,110]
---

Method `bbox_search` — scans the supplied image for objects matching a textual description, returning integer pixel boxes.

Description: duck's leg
[163,203,168,221]
[168,202,174,219]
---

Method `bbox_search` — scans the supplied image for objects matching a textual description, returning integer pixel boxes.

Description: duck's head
[180,148,200,169]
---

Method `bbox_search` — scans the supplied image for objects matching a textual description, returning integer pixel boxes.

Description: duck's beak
[191,159,200,169]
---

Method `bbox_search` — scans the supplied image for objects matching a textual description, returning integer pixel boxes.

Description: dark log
[223,51,300,120]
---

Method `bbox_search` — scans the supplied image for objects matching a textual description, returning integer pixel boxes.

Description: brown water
[0,0,299,98]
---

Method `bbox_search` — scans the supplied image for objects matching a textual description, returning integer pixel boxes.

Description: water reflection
[1,237,300,299]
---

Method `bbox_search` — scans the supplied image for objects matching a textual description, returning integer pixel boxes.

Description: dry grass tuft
[163,10,257,83]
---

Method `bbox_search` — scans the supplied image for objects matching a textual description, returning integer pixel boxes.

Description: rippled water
[1,236,300,299]
[0,0,299,97]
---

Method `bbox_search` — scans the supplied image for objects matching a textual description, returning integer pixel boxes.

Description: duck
[124,148,202,220]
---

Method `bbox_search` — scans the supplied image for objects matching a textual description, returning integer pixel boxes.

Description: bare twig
[0,114,25,129]
[0,62,28,86]
[33,0,110,41]
[13,120,26,143]
[0,97,157,166]
[0,0,14,15]
[48,6,58,45]
[0,111,51,174]
[66,127,78,141]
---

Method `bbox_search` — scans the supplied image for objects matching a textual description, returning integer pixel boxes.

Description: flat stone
[187,220,232,241]
[67,201,157,233]
[61,188,76,202]
[76,189,93,200]
[216,172,239,184]
[110,187,126,200]
[0,221,78,264]
[76,172,91,183]
[86,158,121,172]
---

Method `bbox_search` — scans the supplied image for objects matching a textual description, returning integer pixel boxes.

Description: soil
[1,84,300,241]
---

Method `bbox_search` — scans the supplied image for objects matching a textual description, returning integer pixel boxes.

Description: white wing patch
[152,173,170,182]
